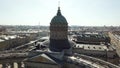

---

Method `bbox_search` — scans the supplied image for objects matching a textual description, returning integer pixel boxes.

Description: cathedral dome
[50,7,68,24]
[49,7,71,52]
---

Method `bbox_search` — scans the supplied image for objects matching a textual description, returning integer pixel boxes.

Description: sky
[0,0,120,26]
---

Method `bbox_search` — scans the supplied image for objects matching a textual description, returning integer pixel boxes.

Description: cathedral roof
[24,53,63,65]
[50,7,68,24]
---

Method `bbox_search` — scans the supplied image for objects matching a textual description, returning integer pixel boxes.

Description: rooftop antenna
[39,22,40,30]
[38,22,40,39]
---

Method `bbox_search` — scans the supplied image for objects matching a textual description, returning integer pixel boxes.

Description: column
[17,62,22,68]
[2,63,8,68]
[10,63,14,68]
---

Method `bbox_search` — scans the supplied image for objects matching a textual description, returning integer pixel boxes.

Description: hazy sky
[0,0,120,26]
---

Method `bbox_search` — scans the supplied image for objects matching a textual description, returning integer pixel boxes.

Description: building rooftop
[115,34,120,40]
[74,44,114,51]
[0,39,4,42]
[0,35,23,40]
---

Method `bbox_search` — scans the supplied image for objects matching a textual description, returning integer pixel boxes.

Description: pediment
[30,54,57,64]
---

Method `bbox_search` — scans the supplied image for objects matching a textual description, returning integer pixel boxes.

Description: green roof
[50,7,68,24]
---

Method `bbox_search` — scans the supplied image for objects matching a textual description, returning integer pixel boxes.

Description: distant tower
[38,22,41,39]
[49,6,71,52]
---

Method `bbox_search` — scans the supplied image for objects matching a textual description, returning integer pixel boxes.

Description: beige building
[73,44,116,58]
[109,31,120,57]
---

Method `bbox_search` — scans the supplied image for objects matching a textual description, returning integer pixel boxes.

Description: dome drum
[49,39,71,52]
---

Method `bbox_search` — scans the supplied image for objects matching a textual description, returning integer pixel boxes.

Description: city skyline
[0,0,120,26]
